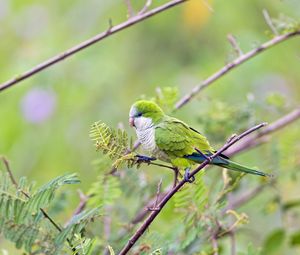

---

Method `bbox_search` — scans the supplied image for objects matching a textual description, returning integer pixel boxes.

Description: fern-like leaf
[90,121,129,160]
[88,175,121,207]
[0,171,81,254]
[55,208,101,247]
[26,173,80,213]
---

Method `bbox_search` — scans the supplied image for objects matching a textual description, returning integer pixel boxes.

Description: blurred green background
[0,0,300,254]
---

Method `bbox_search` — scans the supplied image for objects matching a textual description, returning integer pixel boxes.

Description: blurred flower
[182,0,213,31]
[0,0,9,21]
[21,88,56,123]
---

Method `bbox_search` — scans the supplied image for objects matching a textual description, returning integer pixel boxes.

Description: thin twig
[175,30,300,109]
[0,0,188,93]
[139,0,152,14]
[263,9,278,36]
[230,232,236,255]
[227,184,268,210]
[227,34,243,56]
[124,0,135,18]
[118,123,266,255]
[148,178,163,211]
[211,235,219,255]
[131,192,167,224]
[201,0,214,13]
[65,190,89,226]
[1,157,18,187]
[147,161,176,170]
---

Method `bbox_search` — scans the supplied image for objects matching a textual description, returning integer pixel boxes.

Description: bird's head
[129,100,164,129]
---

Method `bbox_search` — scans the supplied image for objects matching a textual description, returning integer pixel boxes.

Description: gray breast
[136,127,156,153]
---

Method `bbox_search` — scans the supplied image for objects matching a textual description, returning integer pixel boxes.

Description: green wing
[155,117,213,159]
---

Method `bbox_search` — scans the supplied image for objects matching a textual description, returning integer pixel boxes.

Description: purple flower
[21,88,56,123]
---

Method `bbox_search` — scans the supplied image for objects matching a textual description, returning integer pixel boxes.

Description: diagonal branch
[0,0,188,93]
[118,122,267,255]
[175,30,300,110]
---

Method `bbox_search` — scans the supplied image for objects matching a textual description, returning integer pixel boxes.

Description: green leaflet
[0,171,81,254]
[90,121,129,161]
[55,208,101,247]
[174,171,207,210]
[88,175,121,207]
[26,173,80,213]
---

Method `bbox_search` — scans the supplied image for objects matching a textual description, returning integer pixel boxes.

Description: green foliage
[55,208,100,249]
[290,231,300,247]
[151,248,163,255]
[107,245,115,255]
[0,170,99,254]
[239,243,261,255]
[87,175,121,207]
[90,121,129,160]
[1,1,300,254]
[72,234,94,255]
[174,171,207,210]
[271,14,300,34]
[154,86,179,113]
[261,229,286,255]
[197,100,252,143]
[90,121,136,168]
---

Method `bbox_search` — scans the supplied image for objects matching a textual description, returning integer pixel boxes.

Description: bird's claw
[135,155,156,164]
[184,168,195,183]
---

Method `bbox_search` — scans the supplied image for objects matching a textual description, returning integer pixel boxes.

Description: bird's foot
[184,168,195,183]
[135,155,156,164]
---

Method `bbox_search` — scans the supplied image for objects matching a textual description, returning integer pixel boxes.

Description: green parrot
[129,100,269,182]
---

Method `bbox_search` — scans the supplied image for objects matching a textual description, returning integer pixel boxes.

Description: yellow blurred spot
[182,0,213,31]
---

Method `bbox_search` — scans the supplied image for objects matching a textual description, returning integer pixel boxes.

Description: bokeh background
[0,0,300,254]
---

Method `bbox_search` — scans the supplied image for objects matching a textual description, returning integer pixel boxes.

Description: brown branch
[262,9,278,36]
[65,190,89,227]
[175,30,300,110]
[139,0,152,15]
[0,0,188,93]
[227,184,268,211]
[124,0,135,18]
[118,123,267,255]
[1,156,18,187]
[227,34,243,56]
[224,107,300,156]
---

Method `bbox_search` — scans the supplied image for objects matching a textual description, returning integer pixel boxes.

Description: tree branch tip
[227,134,237,143]
[1,155,8,163]
[267,173,276,179]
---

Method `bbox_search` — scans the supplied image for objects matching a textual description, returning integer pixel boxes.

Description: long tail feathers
[219,159,271,177]
[185,153,271,177]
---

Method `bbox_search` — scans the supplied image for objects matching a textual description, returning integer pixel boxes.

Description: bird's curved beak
[129,117,135,127]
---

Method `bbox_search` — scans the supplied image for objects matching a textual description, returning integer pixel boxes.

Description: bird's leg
[194,147,212,162]
[184,167,195,183]
[172,167,179,187]
[135,154,157,164]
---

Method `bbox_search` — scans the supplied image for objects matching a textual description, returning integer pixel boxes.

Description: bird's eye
[136,112,142,117]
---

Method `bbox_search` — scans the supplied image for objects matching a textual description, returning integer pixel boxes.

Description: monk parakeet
[129,100,269,182]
